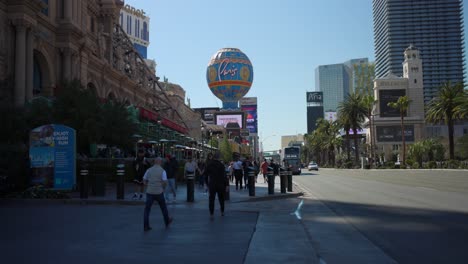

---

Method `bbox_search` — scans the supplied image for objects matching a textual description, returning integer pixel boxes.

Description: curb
[235,192,304,203]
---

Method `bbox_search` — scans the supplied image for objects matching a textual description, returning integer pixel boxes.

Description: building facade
[372,46,425,161]
[373,0,464,104]
[0,0,199,141]
[306,91,324,133]
[119,4,149,59]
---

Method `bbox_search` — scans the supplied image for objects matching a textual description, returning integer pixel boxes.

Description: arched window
[33,57,42,95]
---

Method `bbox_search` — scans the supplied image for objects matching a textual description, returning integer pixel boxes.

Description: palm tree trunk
[400,114,405,165]
[353,127,359,165]
[448,117,455,159]
[346,131,350,161]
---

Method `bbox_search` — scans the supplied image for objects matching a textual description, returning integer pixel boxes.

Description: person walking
[143,157,173,231]
[205,152,229,217]
[242,157,253,190]
[260,159,269,183]
[232,158,243,190]
[133,149,150,200]
[163,154,177,203]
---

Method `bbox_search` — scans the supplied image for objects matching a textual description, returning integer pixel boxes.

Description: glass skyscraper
[373,0,464,104]
[315,63,350,113]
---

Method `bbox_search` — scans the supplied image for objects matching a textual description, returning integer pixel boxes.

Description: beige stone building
[371,45,425,161]
[0,0,200,141]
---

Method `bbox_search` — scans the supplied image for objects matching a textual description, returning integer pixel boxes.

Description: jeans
[164,178,176,201]
[144,193,170,228]
[234,169,243,189]
[209,187,225,215]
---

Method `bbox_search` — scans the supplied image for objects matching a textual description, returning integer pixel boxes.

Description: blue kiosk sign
[29,124,76,190]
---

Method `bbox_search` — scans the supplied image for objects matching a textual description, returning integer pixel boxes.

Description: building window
[392,144,400,151]
[135,19,138,37]
[143,22,148,41]
[33,57,42,95]
[120,13,123,25]
[129,17,132,35]
[41,0,49,16]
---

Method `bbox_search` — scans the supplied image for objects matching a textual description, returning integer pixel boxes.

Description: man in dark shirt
[163,154,177,202]
[205,152,229,217]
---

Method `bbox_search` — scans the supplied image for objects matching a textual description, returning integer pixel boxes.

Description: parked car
[308,162,319,171]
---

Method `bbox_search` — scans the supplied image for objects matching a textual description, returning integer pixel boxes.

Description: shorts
[134,175,144,185]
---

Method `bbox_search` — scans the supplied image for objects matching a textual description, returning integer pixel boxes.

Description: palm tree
[426,82,465,160]
[338,114,352,161]
[337,92,367,165]
[388,95,411,165]
[454,89,468,119]
[362,95,376,164]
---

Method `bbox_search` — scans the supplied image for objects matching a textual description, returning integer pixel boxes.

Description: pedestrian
[143,157,173,231]
[205,152,229,217]
[232,158,243,190]
[198,159,206,189]
[184,156,199,178]
[242,157,252,189]
[260,159,269,183]
[133,149,150,200]
[163,154,177,203]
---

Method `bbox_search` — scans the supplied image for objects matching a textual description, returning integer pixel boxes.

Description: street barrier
[116,163,125,200]
[279,168,287,194]
[186,172,195,202]
[286,170,293,192]
[248,167,255,196]
[267,167,274,195]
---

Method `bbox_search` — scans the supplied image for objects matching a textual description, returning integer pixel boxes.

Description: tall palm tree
[362,95,376,163]
[337,114,351,161]
[388,95,411,165]
[454,89,468,119]
[426,82,465,159]
[337,92,367,165]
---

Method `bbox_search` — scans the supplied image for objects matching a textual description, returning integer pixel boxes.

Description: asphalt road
[294,168,468,264]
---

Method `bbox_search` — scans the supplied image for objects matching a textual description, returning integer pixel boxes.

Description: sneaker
[139,193,143,200]
[166,217,173,228]
[132,193,138,200]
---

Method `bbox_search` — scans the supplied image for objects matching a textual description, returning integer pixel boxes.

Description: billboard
[29,124,76,190]
[214,112,244,128]
[376,125,414,142]
[379,89,406,117]
[241,104,258,134]
[307,92,323,103]
[240,97,257,106]
[307,106,324,133]
[193,107,220,124]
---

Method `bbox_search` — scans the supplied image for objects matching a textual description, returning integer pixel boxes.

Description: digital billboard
[379,89,406,117]
[241,105,258,134]
[376,125,414,142]
[214,112,244,128]
[193,107,220,124]
[307,106,324,133]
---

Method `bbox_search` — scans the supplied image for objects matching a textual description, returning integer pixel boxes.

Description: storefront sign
[376,125,414,142]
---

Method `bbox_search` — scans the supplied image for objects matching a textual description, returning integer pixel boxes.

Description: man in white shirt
[184,156,199,202]
[232,159,244,190]
[143,157,173,231]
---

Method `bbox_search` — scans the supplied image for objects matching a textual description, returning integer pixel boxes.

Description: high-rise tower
[373,0,464,104]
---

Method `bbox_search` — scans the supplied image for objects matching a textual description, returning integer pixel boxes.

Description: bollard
[116,163,125,200]
[267,168,274,195]
[80,165,89,199]
[186,172,195,202]
[279,168,287,194]
[248,167,255,196]
[287,170,293,192]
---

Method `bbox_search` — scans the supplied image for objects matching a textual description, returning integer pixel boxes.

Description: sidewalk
[68,175,303,206]
[2,177,318,264]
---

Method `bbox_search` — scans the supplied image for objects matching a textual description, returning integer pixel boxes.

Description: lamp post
[200,123,205,159]
[259,134,276,158]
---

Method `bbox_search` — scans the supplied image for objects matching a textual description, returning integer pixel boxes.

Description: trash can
[267,167,274,195]
[116,163,125,200]
[279,167,287,194]
[186,172,195,202]
[248,166,255,196]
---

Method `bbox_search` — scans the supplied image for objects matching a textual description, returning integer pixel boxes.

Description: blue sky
[124,0,466,151]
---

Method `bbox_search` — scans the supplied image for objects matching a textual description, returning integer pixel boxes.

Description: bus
[282,146,301,175]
